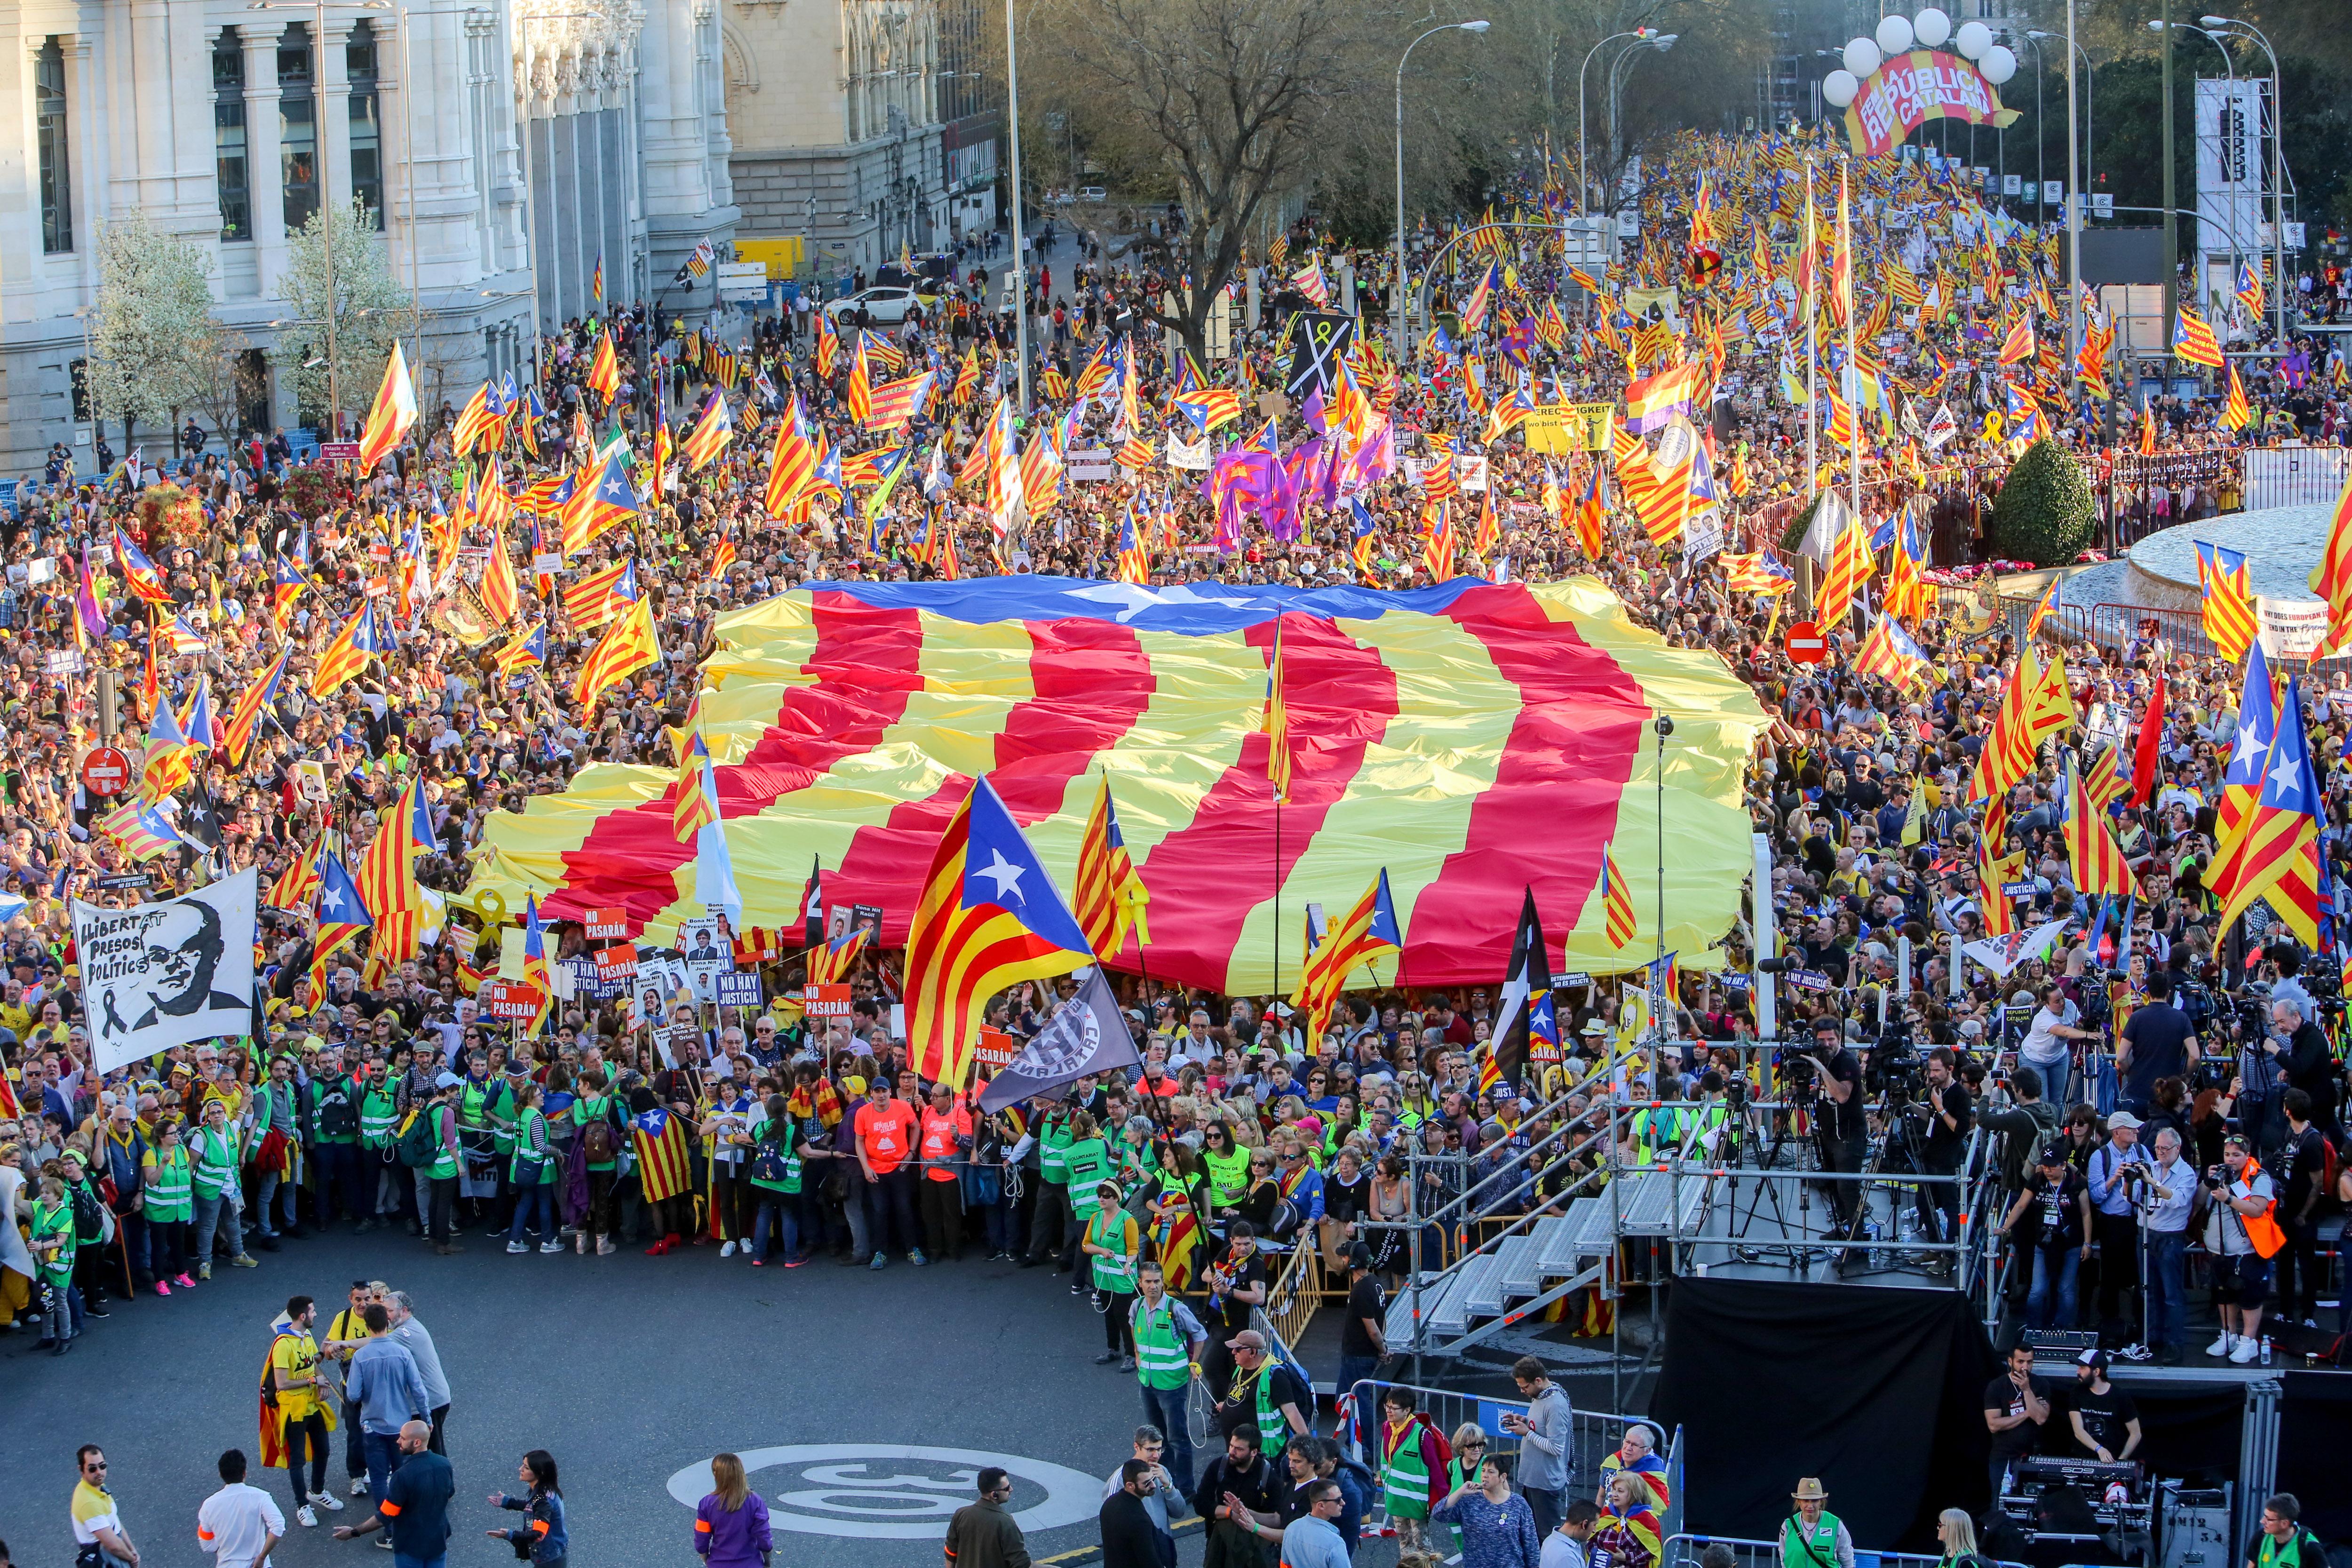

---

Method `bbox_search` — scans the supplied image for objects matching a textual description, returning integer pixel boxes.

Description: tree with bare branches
[1024,0,1380,362]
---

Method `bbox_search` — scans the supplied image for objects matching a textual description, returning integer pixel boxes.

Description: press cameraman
[2116,971,2200,1120]
[1803,1017,1866,1232]
[1919,1049,1972,1250]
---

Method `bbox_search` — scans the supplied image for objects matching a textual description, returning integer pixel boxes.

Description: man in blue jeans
[343,1304,429,1504]
[1127,1262,1209,1504]
[332,1421,450,1568]
[2144,1128,2197,1363]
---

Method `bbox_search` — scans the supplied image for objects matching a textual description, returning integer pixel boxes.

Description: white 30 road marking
[664,1444,1103,1540]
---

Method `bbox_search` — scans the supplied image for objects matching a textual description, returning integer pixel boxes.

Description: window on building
[215,32,250,240]
[347,22,381,229]
[279,23,318,232]
[36,37,72,254]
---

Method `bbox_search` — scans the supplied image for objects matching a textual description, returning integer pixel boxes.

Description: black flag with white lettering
[801,855,824,951]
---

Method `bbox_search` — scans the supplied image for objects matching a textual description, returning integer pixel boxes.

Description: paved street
[2,1231,1225,1568]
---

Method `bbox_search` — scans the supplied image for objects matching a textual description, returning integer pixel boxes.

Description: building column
[318,18,351,226]
[243,29,287,294]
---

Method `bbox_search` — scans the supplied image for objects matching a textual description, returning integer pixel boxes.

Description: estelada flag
[630,1107,693,1203]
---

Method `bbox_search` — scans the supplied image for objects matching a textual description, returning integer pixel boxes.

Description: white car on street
[821,286,932,325]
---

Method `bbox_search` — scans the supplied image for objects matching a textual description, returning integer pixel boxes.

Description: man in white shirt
[197,1450,284,1568]
[2020,983,2093,1106]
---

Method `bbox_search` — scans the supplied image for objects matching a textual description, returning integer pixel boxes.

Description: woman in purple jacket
[694,1454,772,1568]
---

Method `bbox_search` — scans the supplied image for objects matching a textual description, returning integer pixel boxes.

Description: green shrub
[1988,438,2095,566]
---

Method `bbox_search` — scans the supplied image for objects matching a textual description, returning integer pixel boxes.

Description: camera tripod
[1727,1093,1827,1268]
[1829,1098,1939,1281]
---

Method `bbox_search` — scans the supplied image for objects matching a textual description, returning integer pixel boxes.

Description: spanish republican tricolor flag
[902,774,1096,1088]
[356,342,418,475]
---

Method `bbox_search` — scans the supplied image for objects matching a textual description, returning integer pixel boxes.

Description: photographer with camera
[2116,971,2200,1120]
[1801,1018,1866,1234]
[2019,984,2096,1112]
[2086,1112,2154,1348]
[2204,1135,2284,1364]
[2265,998,2338,1142]
[1918,1049,1971,1253]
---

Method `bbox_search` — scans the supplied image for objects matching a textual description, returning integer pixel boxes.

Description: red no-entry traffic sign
[1786,621,1827,664]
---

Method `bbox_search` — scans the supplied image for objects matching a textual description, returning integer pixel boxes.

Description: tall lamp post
[2200,15,2289,342]
[1002,0,1029,414]
[1605,34,1676,262]
[1575,29,1653,220]
[2027,30,2094,219]
[1394,20,1490,356]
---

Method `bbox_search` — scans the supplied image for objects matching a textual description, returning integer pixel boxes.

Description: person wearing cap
[2067,1349,2141,1463]
[1082,1180,1142,1371]
[1335,1242,1386,1438]
[1996,1142,2091,1331]
[1776,1478,1851,1568]
[1214,1329,1310,1447]
[2086,1111,2153,1344]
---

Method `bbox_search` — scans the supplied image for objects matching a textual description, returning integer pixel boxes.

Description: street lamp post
[2151,21,2250,333]
[2201,16,2289,342]
[2027,31,2094,223]
[1003,0,1029,414]
[1606,35,1675,263]
[1607,34,1675,175]
[1394,20,1490,356]
[1573,29,1649,220]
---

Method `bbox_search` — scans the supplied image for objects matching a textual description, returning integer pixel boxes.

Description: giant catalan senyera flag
[469,578,1767,990]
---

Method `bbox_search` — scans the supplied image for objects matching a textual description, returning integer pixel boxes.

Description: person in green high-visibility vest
[1021,1105,1078,1271]
[1081,1180,1141,1370]
[30,1174,80,1354]
[1779,1478,1853,1568]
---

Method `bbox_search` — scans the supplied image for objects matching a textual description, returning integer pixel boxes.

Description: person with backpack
[2244,1494,2324,1568]
[746,1091,806,1266]
[570,1069,625,1256]
[29,1173,79,1353]
[420,1075,465,1255]
[58,1150,114,1320]
[311,1047,369,1233]
[505,1081,561,1255]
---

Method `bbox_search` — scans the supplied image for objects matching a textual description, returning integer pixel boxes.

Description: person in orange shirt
[916,1084,973,1262]
[852,1078,923,1269]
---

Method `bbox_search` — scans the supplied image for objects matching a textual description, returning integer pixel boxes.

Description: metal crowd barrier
[1342,1379,1684,1540]
[1662,1532,2031,1568]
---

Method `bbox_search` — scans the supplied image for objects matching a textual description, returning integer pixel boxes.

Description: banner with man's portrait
[74,868,258,1074]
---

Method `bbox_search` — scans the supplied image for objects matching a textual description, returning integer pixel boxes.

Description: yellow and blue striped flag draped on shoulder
[1074,772,1150,961]
[902,774,1096,1086]
[2193,540,2259,662]
[1263,615,1292,803]
[1601,850,1637,948]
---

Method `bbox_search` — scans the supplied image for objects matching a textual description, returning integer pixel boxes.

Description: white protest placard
[74,868,258,1074]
